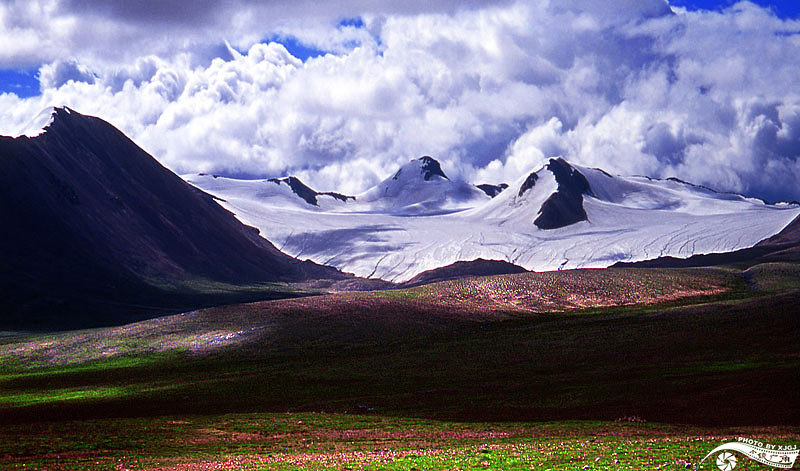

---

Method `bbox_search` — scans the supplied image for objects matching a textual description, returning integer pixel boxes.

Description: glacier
[185,157,800,282]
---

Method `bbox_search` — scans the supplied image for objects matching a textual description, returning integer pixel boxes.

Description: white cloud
[38,59,96,89]
[0,0,514,68]
[1,1,800,201]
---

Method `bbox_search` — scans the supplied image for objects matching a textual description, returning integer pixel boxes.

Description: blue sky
[269,36,326,62]
[0,69,40,98]
[267,18,365,62]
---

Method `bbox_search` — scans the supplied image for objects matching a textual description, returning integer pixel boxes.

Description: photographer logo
[701,438,798,470]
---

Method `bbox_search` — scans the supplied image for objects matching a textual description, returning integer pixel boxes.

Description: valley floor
[1,265,798,470]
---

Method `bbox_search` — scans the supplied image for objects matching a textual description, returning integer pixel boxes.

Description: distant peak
[545,158,592,196]
[268,176,355,206]
[548,156,573,170]
[477,183,508,198]
[389,156,449,183]
[533,157,594,230]
[418,156,449,181]
[268,176,319,206]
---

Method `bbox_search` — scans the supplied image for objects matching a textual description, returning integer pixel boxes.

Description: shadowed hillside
[0,108,345,329]
[4,266,796,427]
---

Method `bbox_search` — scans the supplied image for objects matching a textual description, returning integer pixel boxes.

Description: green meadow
[1,266,797,470]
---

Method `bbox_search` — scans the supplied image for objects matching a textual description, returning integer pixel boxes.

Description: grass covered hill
[1,266,796,426]
[1,262,797,469]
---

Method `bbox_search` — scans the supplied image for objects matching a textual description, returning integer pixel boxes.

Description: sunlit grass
[0,385,133,407]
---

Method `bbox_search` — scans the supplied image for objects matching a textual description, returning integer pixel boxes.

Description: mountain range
[3,107,799,327]
[186,155,800,282]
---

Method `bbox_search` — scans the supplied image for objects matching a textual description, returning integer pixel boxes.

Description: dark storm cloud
[58,0,515,26]
[60,0,224,25]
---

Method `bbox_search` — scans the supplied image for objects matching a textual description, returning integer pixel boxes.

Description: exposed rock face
[477,183,509,198]
[757,214,800,248]
[534,158,594,230]
[419,156,449,181]
[269,176,320,206]
[269,176,355,206]
[518,173,539,197]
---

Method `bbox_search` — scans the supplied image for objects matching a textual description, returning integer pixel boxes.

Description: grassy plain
[0,266,797,470]
[1,412,797,470]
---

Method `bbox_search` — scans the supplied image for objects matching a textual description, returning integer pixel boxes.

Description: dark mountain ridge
[268,176,355,206]
[402,259,528,287]
[477,183,508,198]
[0,107,345,329]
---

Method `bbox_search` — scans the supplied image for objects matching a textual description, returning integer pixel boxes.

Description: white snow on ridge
[185,158,800,282]
[11,106,62,138]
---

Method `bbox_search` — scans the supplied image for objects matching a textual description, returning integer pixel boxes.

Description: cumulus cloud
[0,0,513,68]
[1,0,800,201]
[38,59,95,89]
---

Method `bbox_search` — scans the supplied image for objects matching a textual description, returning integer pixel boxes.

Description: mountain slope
[185,174,356,212]
[188,156,800,282]
[0,107,342,329]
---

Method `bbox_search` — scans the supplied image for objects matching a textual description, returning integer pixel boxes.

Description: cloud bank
[1,0,800,202]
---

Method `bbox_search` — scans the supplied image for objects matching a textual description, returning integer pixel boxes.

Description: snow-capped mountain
[185,155,489,216]
[186,156,800,282]
[187,173,355,211]
[357,156,489,214]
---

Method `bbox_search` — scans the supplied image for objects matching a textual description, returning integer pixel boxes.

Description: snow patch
[11,107,62,138]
